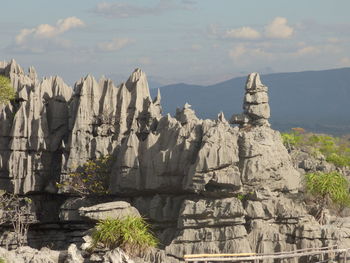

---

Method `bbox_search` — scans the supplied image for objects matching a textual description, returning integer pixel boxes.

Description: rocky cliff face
[1,60,349,262]
[0,60,298,197]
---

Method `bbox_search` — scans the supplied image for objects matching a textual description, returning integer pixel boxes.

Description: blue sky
[1,0,350,86]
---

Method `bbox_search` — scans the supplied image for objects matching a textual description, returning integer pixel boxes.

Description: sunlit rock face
[0,61,298,195]
[1,60,328,263]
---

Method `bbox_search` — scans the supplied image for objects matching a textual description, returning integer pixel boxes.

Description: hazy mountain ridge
[151,68,350,134]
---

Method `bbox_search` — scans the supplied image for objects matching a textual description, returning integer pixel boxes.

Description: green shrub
[57,155,112,196]
[0,75,15,104]
[0,257,6,263]
[305,171,350,223]
[305,171,350,207]
[91,216,158,256]
[326,153,350,167]
[236,193,245,201]
[282,128,350,168]
[281,131,302,150]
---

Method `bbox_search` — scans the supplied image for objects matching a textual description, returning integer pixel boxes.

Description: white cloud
[15,28,35,44]
[265,17,294,39]
[15,17,85,45]
[56,17,84,33]
[96,38,134,52]
[225,26,261,40]
[229,44,272,60]
[229,45,247,59]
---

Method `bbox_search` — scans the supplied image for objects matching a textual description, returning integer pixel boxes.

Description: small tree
[57,155,112,196]
[91,216,158,257]
[0,191,35,246]
[0,75,15,104]
[305,171,350,224]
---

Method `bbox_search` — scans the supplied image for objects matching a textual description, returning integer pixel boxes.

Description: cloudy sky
[1,0,350,86]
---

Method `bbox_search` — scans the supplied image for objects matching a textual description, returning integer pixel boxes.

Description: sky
[1,0,350,86]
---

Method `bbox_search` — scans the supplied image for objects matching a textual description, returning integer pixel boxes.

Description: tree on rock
[0,75,15,104]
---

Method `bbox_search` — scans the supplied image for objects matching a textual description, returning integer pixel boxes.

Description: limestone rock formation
[231,72,270,127]
[79,201,140,221]
[1,59,350,263]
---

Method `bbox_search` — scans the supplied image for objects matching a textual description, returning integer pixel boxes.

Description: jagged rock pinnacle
[231,72,270,127]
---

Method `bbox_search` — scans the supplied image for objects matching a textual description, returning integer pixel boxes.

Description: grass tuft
[91,216,158,256]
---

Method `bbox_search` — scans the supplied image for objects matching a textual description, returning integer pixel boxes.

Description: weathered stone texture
[1,60,350,263]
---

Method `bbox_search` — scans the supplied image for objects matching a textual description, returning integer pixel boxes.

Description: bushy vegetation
[0,257,5,263]
[281,128,350,167]
[91,216,158,256]
[281,128,303,150]
[326,153,350,167]
[0,75,15,104]
[0,190,34,246]
[305,171,350,223]
[57,155,112,196]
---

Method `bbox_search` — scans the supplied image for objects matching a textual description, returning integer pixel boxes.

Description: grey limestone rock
[2,59,335,262]
[0,60,72,194]
[175,103,198,125]
[65,244,83,263]
[239,126,301,191]
[79,201,140,221]
[231,72,270,127]
[59,197,99,221]
[0,246,63,263]
[178,197,246,228]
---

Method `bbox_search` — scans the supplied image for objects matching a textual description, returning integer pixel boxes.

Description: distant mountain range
[150,68,350,135]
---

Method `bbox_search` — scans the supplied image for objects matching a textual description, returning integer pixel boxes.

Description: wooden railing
[184,245,350,262]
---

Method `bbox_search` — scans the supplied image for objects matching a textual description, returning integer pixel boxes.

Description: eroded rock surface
[1,60,350,263]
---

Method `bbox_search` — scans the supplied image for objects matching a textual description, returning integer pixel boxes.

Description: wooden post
[344,250,347,263]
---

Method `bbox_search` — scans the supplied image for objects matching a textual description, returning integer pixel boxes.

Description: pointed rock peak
[127,68,146,83]
[28,66,37,80]
[245,72,262,91]
[99,75,107,83]
[73,74,98,95]
[217,112,227,123]
[119,82,127,89]
[158,113,178,129]
[175,103,198,125]
[153,88,161,104]
[98,75,111,87]
[164,113,172,121]
[184,102,191,109]
[84,73,95,81]
[6,59,24,75]
[52,76,64,87]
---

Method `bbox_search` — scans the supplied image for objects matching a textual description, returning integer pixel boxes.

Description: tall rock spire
[231,72,270,127]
